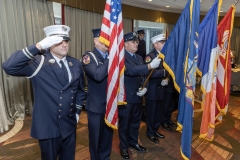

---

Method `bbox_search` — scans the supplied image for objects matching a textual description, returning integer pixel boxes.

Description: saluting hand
[37,36,63,50]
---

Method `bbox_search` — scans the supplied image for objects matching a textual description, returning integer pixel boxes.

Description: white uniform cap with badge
[151,34,166,44]
[43,25,71,41]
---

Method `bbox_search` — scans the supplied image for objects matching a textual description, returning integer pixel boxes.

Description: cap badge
[133,32,138,37]
[48,59,55,64]
[62,26,67,31]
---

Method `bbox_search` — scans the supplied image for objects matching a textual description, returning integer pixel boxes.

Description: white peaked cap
[43,25,70,37]
[151,34,166,43]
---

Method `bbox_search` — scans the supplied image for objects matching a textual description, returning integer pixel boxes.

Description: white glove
[38,36,63,50]
[136,87,147,97]
[150,57,161,69]
[161,79,169,86]
[76,114,79,123]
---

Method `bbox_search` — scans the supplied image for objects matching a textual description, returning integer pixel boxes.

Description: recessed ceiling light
[166,6,170,8]
[148,0,152,1]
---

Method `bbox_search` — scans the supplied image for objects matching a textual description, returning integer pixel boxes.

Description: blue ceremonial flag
[160,0,200,159]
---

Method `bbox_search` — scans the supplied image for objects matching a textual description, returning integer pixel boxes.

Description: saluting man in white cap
[2,25,86,160]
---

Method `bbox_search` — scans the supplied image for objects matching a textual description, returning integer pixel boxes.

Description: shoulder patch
[145,56,151,63]
[83,55,90,64]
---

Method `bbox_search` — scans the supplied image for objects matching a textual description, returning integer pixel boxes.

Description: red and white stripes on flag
[216,5,235,124]
[99,0,126,129]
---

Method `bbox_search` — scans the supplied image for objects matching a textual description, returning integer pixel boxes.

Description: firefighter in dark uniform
[136,29,146,60]
[118,32,161,159]
[2,25,86,160]
[82,28,113,160]
[144,34,167,143]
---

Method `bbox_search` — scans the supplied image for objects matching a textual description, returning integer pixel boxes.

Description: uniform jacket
[2,45,86,139]
[144,49,166,100]
[82,48,109,114]
[124,51,149,104]
[136,38,146,60]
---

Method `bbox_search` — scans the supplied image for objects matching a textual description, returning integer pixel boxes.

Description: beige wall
[48,0,240,26]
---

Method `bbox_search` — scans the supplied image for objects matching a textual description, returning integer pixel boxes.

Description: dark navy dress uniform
[2,44,86,159]
[118,50,149,151]
[82,47,113,160]
[136,39,146,60]
[136,30,146,60]
[144,49,166,138]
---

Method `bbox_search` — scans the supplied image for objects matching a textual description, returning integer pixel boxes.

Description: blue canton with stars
[110,0,121,24]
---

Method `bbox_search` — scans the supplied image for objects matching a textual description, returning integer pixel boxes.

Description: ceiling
[122,0,240,17]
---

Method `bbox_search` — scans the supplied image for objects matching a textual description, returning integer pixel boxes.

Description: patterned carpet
[0,93,240,160]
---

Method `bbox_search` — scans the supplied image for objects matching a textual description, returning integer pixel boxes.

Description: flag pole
[141,69,154,89]
[234,0,239,6]
[141,53,162,89]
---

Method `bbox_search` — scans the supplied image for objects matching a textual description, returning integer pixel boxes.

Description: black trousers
[162,92,179,123]
[145,99,163,136]
[118,103,142,151]
[87,111,113,160]
[38,131,76,160]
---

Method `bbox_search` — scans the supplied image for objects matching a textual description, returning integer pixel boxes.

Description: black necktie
[60,60,69,84]
[133,54,137,59]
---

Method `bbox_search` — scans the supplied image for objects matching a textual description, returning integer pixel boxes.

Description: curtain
[231,27,240,66]
[0,0,54,133]
[0,86,8,133]
[65,6,133,59]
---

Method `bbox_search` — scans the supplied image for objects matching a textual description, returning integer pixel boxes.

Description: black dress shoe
[120,149,129,159]
[147,135,159,143]
[155,132,165,139]
[162,123,171,131]
[168,121,177,127]
[130,144,146,152]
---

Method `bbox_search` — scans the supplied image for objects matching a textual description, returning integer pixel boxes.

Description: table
[231,68,240,91]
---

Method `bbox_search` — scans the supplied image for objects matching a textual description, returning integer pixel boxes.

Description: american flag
[99,0,126,129]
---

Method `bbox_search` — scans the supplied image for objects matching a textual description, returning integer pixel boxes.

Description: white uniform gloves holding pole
[137,57,161,97]
[150,57,161,69]
[137,87,147,97]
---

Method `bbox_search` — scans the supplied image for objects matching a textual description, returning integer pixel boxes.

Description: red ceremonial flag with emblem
[216,5,235,124]
[99,0,126,129]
